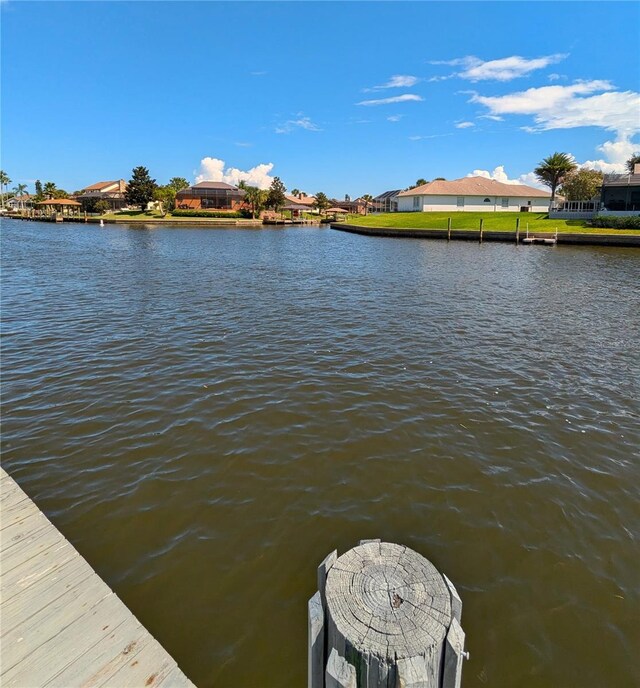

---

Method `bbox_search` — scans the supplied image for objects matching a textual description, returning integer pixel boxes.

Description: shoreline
[331,222,640,247]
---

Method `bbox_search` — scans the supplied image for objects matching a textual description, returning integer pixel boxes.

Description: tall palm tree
[43,181,57,199]
[534,152,577,210]
[13,183,28,210]
[361,194,373,215]
[0,171,10,208]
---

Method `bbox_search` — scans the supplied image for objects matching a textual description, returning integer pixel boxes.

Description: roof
[285,194,315,206]
[35,198,82,206]
[397,177,551,198]
[83,181,121,191]
[10,194,32,201]
[326,207,349,213]
[602,173,640,187]
[374,190,402,201]
[191,181,240,190]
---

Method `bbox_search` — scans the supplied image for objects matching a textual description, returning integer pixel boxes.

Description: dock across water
[0,467,195,688]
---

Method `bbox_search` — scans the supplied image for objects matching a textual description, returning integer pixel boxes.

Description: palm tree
[244,186,267,219]
[361,194,373,215]
[0,171,10,208]
[534,152,577,210]
[13,183,28,210]
[290,188,301,198]
[43,181,57,199]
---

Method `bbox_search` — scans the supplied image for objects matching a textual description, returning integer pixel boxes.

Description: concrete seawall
[331,223,640,248]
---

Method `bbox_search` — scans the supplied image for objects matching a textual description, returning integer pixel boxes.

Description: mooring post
[308,540,466,688]
[447,217,452,242]
[479,219,484,244]
[515,217,520,245]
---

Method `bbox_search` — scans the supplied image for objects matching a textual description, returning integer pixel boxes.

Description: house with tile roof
[397,177,551,213]
[76,180,128,211]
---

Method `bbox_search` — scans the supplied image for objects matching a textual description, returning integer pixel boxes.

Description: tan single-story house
[397,177,551,212]
[7,194,34,211]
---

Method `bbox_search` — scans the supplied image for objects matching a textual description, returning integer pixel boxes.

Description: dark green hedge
[591,215,640,229]
[172,209,251,218]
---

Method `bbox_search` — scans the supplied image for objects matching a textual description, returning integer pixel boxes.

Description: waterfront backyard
[2,218,639,687]
[342,211,640,234]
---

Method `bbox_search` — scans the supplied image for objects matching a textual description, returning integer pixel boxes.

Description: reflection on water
[2,219,639,687]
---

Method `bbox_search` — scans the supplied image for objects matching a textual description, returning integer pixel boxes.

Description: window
[413,196,421,210]
[501,197,509,208]
[456,197,465,208]
[483,197,491,203]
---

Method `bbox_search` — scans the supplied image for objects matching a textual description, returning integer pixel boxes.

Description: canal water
[2,218,638,687]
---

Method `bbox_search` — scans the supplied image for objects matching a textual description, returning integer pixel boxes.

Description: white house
[396,177,551,212]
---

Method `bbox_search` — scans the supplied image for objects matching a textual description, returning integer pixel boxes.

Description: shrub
[591,215,640,229]
[171,209,245,218]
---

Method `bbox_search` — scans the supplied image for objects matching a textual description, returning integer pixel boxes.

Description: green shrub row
[591,215,640,229]
[172,209,251,218]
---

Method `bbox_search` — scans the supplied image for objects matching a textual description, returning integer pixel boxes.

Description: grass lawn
[342,212,640,235]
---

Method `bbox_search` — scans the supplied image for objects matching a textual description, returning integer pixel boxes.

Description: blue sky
[2,1,639,197]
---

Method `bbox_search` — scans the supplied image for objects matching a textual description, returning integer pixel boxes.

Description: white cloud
[581,134,639,173]
[430,54,567,82]
[466,165,546,187]
[358,94,423,106]
[409,133,453,141]
[455,121,475,129]
[366,75,420,91]
[195,157,275,190]
[469,81,640,136]
[387,114,403,122]
[234,142,252,148]
[275,116,322,134]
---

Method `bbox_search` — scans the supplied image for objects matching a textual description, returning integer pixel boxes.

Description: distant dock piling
[309,540,466,688]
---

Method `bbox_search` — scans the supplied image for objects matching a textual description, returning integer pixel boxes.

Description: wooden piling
[479,219,484,244]
[515,217,520,244]
[447,217,451,242]
[308,540,466,688]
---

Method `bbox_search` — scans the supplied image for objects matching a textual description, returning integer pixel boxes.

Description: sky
[2,1,639,198]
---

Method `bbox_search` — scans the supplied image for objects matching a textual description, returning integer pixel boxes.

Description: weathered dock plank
[0,468,195,688]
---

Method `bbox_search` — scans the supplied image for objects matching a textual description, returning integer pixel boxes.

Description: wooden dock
[0,467,195,688]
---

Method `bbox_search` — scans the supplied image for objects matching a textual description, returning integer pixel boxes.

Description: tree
[534,152,577,209]
[94,200,110,215]
[52,189,69,199]
[361,193,373,215]
[290,188,301,197]
[415,178,427,187]
[559,169,603,201]
[313,192,330,214]
[626,154,640,174]
[34,180,44,201]
[243,185,267,219]
[167,177,189,192]
[153,185,176,215]
[267,176,286,211]
[125,166,157,211]
[43,181,57,198]
[434,177,446,181]
[0,171,12,208]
